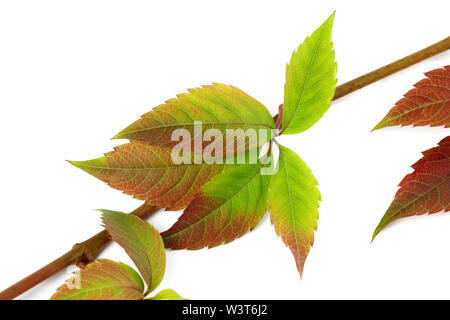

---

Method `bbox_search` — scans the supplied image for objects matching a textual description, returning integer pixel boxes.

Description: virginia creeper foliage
[2,8,447,302]
[70,13,337,279]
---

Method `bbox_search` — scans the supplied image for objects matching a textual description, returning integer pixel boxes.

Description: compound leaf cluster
[70,13,337,281]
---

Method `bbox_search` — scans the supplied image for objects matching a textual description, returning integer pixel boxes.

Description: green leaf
[148,288,186,300]
[101,210,165,294]
[281,13,337,134]
[50,259,145,300]
[162,156,273,249]
[69,142,223,210]
[268,145,321,277]
[113,83,275,153]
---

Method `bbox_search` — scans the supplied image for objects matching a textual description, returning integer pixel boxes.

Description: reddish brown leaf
[373,66,450,130]
[373,136,450,239]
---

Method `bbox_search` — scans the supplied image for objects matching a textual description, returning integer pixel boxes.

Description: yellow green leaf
[268,145,320,277]
[50,259,144,300]
[113,83,275,153]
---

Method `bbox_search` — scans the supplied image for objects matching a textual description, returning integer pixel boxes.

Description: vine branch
[333,36,450,100]
[0,36,448,300]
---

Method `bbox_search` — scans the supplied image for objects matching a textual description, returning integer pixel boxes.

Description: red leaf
[373,66,450,130]
[373,136,450,239]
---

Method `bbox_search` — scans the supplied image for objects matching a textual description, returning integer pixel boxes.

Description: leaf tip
[370,233,377,243]
[371,120,386,131]
[330,10,336,19]
[67,157,107,171]
[67,159,85,169]
[293,255,306,280]
[298,268,304,280]
[111,131,125,140]
[325,11,335,26]
[96,208,109,216]
[371,224,383,242]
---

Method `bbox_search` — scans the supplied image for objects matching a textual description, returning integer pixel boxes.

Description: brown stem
[1,36,449,300]
[0,203,159,300]
[333,36,450,100]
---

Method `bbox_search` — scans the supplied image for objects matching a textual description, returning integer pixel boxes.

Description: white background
[0,0,449,300]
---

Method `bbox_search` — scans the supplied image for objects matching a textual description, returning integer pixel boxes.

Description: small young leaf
[148,288,185,300]
[113,83,275,152]
[50,259,144,300]
[372,136,450,240]
[101,210,165,293]
[162,158,272,249]
[373,65,450,130]
[282,13,337,135]
[69,141,222,210]
[268,145,320,277]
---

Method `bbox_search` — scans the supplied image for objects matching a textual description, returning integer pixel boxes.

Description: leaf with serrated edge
[268,145,320,277]
[372,136,450,240]
[373,66,450,130]
[281,13,337,135]
[162,156,273,249]
[69,141,222,210]
[148,288,186,300]
[101,210,165,293]
[50,259,144,300]
[113,83,275,153]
